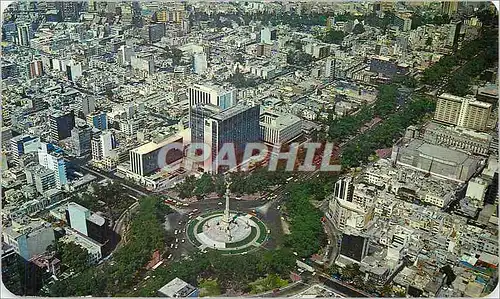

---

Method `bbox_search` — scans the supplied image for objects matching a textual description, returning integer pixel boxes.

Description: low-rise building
[158,277,199,297]
[391,139,483,183]
[260,110,302,145]
[60,228,103,265]
[2,218,55,261]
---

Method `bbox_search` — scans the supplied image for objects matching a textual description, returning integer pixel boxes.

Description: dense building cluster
[1,1,498,297]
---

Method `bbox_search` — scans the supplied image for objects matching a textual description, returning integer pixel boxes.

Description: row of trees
[287,50,314,66]
[71,182,135,225]
[227,68,258,88]
[324,83,402,144]
[445,34,498,95]
[176,168,290,198]
[316,28,346,44]
[340,96,435,168]
[326,106,372,143]
[133,248,297,297]
[421,28,498,90]
[45,197,172,297]
[176,173,227,199]
[283,181,328,257]
[410,13,451,30]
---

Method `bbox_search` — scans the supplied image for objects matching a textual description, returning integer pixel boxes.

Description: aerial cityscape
[1,1,498,298]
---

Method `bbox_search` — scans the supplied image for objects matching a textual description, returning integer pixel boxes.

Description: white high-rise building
[91,131,116,161]
[17,23,30,46]
[37,142,68,188]
[260,27,276,44]
[193,53,207,75]
[118,45,134,66]
[81,97,96,116]
[130,55,154,76]
[66,61,83,81]
[188,84,237,110]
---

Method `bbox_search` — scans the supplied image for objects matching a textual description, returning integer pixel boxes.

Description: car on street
[181,239,185,243]
[175,244,178,249]
[175,238,179,243]
[218,202,223,205]
[168,254,172,259]
[170,243,174,248]
[174,230,178,235]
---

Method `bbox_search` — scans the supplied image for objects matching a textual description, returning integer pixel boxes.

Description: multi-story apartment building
[434,94,492,131]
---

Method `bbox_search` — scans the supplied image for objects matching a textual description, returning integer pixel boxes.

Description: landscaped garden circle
[186,211,268,254]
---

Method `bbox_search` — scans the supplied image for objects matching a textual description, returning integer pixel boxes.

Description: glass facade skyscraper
[190,104,260,173]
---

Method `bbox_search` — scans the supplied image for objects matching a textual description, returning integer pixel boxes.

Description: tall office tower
[38,142,68,188]
[87,111,108,130]
[50,110,76,140]
[10,135,40,165]
[91,131,116,161]
[147,23,165,43]
[333,176,355,201]
[130,55,155,76]
[132,1,143,28]
[71,124,93,156]
[190,104,260,173]
[87,0,97,12]
[181,19,191,34]
[81,97,96,116]
[188,84,237,110]
[117,45,134,66]
[157,9,184,23]
[28,60,44,78]
[442,0,459,15]
[193,53,207,75]
[67,202,90,235]
[66,62,83,81]
[393,15,412,32]
[260,27,277,44]
[188,84,237,129]
[65,202,108,244]
[324,56,337,79]
[16,23,30,46]
[434,94,492,131]
[447,21,462,50]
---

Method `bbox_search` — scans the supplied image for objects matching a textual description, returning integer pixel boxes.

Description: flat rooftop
[260,111,302,129]
[406,139,479,166]
[158,277,197,297]
[212,104,256,121]
[67,202,90,214]
[62,228,102,250]
[131,134,182,155]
